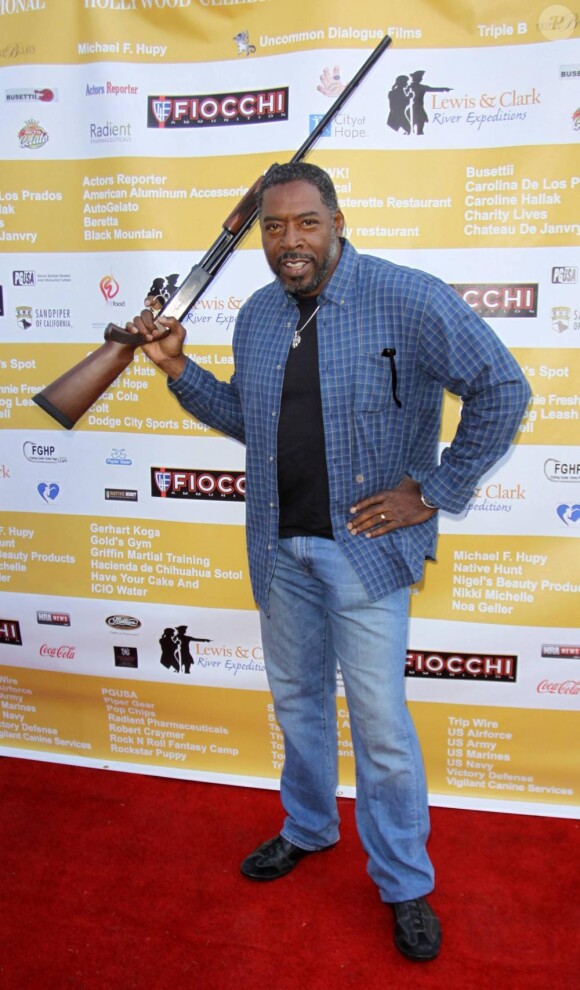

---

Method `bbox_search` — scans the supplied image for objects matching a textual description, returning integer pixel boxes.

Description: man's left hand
[347,476,437,538]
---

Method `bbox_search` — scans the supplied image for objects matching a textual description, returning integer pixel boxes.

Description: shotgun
[33,34,392,429]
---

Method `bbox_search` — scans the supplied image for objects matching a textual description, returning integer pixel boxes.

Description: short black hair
[258,162,339,214]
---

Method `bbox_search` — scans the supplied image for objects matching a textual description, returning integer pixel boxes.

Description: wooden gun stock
[33,35,391,429]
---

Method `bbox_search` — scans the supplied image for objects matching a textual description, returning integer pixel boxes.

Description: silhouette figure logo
[387,70,452,135]
[159,625,211,674]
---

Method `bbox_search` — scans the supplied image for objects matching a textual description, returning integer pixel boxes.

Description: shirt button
[267,543,272,550]
[270,502,275,508]
[271,410,276,417]
[356,474,364,483]
[276,364,282,370]
[269,455,274,462]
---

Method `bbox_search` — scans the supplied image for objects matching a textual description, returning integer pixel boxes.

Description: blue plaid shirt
[169,240,531,609]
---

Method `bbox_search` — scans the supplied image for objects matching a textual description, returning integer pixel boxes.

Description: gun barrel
[33,33,392,428]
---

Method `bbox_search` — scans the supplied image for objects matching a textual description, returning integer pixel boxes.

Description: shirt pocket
[352,353,395,412]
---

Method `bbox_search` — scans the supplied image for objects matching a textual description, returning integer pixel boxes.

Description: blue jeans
[259,537,434,903]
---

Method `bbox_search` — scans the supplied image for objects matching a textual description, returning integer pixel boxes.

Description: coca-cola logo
[537,679,580,695]
[40,643,76,659]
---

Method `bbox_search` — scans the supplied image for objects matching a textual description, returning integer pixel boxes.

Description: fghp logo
[100,275,119,300]
[544,458,580,482]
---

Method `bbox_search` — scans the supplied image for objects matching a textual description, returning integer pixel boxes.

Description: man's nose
[280,224,304,250]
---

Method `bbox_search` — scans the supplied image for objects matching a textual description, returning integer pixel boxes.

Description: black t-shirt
[277,296,333,540]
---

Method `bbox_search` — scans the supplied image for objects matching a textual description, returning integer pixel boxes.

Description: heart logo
[37,482,60,503]
[556,503,580,526]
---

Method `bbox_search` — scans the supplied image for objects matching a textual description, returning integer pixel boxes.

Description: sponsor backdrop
[0,0,579,818]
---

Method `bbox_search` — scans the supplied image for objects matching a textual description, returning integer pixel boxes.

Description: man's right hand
[125,309,188,381]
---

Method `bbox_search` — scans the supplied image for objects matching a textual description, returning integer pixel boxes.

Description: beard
[274,231,340,296]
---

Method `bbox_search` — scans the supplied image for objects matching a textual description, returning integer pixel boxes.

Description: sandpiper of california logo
[18,118,48,149]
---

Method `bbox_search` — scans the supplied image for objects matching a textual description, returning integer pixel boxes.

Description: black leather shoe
[392,897,441,961]
[240,834,333,881]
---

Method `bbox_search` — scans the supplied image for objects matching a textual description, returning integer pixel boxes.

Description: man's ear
[334,209,345,236]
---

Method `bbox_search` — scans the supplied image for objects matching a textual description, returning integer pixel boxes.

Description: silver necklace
[291,304,320,349]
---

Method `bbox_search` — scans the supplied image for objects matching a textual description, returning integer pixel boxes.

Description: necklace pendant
[291,331,301,348]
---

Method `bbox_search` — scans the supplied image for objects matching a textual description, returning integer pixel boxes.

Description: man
[127,163,531,962]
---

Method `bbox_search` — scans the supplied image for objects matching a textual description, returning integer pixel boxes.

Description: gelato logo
[406,650,517,681]
[5,87,55,102]
[148,88,288,128]
[18,119,48,149]
[37,611,70,626]
[233,31,256,56]
[40,643,75,660]
[544,458,580,481]
[551,306,571,332]
[99,274,120,300]
[541,644,580,658]
[152,467,245,500]
[0,618,22,645]
[551,266,577,284]
[452,283,538,318]
[23,441,67,463]
[556,503,580,526]
[37,482,59,503]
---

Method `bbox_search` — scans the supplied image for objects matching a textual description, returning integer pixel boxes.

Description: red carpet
[1,756,577,989]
